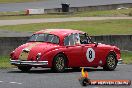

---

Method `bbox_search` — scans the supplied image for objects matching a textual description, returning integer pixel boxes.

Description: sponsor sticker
[79,68,131,86]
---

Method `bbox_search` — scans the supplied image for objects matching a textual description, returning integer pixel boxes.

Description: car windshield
[28,33,59,44]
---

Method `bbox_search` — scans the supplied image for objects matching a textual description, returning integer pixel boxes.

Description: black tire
[18,66,32,72]
[103,54,117,71]
[52,54,67,73]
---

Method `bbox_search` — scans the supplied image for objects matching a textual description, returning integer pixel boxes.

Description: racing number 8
[89,50,92,59]
[86,48,95,62]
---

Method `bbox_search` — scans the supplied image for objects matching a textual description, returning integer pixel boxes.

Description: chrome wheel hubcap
[56,57,64,71]
[107,55,116,68]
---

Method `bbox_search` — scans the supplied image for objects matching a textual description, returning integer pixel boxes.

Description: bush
[128,10,132,16]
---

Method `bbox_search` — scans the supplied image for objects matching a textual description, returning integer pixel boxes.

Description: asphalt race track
[0,0,132,11]
[0,64,131,88]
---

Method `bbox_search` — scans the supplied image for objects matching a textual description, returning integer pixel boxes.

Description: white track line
[17,83,22,84]
[0,81,3,83]
[0,80,22,84]
[9,82,22,84]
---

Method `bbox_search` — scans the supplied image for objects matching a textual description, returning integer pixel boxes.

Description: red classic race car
[10,29,122,72]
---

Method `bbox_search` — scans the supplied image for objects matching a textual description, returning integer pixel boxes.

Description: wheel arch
[103,50,118,71]
[105,51,118,64]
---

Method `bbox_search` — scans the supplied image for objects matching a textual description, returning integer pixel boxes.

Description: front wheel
[103,54,117,71]
[18,66,32,72]
[52,54,67,73]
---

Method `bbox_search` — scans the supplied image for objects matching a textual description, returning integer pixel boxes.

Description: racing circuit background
[0,0,132,88]
[0,35,132,55]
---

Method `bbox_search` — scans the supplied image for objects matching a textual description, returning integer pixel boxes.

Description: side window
[69,34,75,45]
[46,34,59,44]
[52,36,59,44]
[79,33,91,44]
[37,34,45,41]
[47,34,54,42]
[64,33,81,46]
[74,33,80,44]
[64,36,69,46]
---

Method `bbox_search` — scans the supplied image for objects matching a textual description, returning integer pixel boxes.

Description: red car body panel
[10,29,121,68]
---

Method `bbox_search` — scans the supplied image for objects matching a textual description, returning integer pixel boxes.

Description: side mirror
[94,42,98,47]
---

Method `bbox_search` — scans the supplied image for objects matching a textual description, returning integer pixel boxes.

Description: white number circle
[86,48,95,62]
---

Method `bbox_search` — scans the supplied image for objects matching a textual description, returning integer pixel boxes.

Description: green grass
[0,8,132,20]
[121,51,132,64]
[0,51,131,68]
[75,8,132,17]
[0,56,12,68]
[0,0,45,3]
[0,11,25,16]
[0,19,132,35]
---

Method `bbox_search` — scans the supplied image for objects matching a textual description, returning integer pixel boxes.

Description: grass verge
[0,19,132,35]
[122,51,132,64]
[0,8,132,20]
[0,51,131,69]
[0,56,13,69]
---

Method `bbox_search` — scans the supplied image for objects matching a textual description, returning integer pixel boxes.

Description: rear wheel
[52,54,67,73]
[103,54,117,71]
[18,66,32,72]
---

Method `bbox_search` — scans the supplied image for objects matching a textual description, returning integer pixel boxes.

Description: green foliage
[0,8,132,20]
[0,56,12,68]
[75,8,132,17]
[0,51,131,69]
[121,51,132,64]
[0,19,132,35]
[128,10,132,16]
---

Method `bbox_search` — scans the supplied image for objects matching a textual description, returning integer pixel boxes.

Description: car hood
[98,43,117,48]
[14,42,59,60]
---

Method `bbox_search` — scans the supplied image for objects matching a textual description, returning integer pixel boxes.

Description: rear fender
[41,48,67,67]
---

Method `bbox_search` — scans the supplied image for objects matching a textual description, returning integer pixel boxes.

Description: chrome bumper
[117,59,123,64]
[10,59,48,66]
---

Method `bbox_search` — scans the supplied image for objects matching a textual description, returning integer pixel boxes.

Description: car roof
[34,29,85,37]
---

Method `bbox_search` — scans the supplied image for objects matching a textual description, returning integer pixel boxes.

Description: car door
[63,33,85,67]
[79,33,102,67]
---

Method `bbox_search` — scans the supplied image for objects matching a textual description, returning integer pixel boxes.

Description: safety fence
[0,35,132,55]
